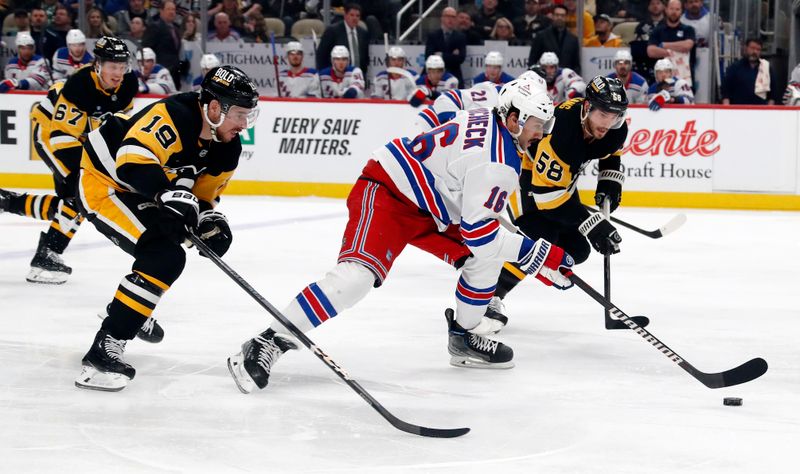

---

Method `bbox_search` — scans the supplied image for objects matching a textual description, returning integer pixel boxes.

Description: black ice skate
[483,296,509,333]
[27,232,72,285]
[446,308,514,369]
[75,330,136,392]
[98,304,164,343]
[228,329,298,394]
[0,188,16,213]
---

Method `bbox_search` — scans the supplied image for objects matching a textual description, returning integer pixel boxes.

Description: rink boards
[1,91,799,210]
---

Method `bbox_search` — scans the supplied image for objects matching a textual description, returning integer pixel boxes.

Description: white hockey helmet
[654,58,674,72]
[613,49,633,64]
[15,31,35,48]
[425,54,445,70]
[539,52,559,66]
[517,70,548,92]
[388,46,406,59]
[496,76,555,139]
[200,53,221,70]
[286,41,303,54]
[140,47,156,62]
[485,51,504,67]
[331,45,350,60]
[67,29,86,45]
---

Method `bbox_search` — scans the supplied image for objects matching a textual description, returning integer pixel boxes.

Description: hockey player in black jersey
[0,36,138,285]
[485,76,632,331]
[74,66,259,392]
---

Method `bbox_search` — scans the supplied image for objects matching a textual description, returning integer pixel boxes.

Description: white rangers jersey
[607,71,649,104]
[416,81,501,132]
[140,64,176,95]
[374,107,534,264]
[4,55,51,91]
[415,72,459,96]
[546,68,586,104]
[371,68,418,100]
[319,65,365,98]
[51,47,93,82]
[647,76,695,104]
[279,67,320,98]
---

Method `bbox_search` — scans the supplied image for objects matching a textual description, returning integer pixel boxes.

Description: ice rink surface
[1,195,798,473]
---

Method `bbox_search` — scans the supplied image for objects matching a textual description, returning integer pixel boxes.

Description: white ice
[1,195,798,473]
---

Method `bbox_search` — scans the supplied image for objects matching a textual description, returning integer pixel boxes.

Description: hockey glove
[0,79,18,93]
[594,169,625,213]
[157,187,199,244]
[409,87,429,107]
[649,90,670,111]
[518,239,574,290]
[579,213,621,255]
[197,210,232,257]
[342,87,358,99]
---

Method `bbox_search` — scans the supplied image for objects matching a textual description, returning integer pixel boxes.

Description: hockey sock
[494,262,526,300]
[103,271,168,340]
[45,200,83,253]
[455,275,496,330]
[4,192,61,221]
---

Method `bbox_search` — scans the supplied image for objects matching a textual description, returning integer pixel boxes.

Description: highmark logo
[239,127,255,145]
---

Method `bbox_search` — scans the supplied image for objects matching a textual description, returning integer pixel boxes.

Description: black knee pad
[134,231,187,286]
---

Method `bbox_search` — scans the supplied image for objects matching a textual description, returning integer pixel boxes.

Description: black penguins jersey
[520,97,627,225]
[81,92,241,208]
[49,66,138,167]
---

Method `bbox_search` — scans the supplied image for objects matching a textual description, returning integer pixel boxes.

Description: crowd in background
[0,0,798,105]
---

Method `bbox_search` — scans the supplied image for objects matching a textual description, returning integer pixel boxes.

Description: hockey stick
[311,30,325,99]
[583,204,686,239]
[569,273,768,388]
[270,32,283,98]
[602,199,613,327]
[383,33,392,100]
[188,233,469,438]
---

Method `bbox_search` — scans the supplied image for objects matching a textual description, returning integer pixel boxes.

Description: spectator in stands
[42,5,72,67]
[564,0,595,39]
[630,0,665,83]
[114,0,148,36]
[371,46,417,100]
[30,7,48,56]
[208,12,244,44]
[102,0,130,16]
[278,42,320,98]
[41,0,59,24]
[647,0,694,83]
[474,0,502,39]
[608,49,648,103]
[183,12,200,41]
[409,55,459,106]
[602,0,649,20]
[85,6,114,37]
[457,10,483,46]
[681,0,709,47]
[647,57,694,109]
[1,32,50,93]
[528,5,581,73]
[317,4,369,75]
[424,6,467,87]
[249,0,306,34]
[783,63,800,106]
[721,38,780,106]
[52,29,92,83]
[143,0,183,90]
[242,11,269,43]
[514,0,551,45]
[319,45,365,99]
[7,9,30,36]
[120,16,146,49]
[489,17,516,42]
[585,13,623,47]
[473,51,514,86]
[136,47,177,95]
[209,0,245,34]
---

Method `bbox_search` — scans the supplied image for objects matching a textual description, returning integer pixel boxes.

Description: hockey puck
[723,397,743,406]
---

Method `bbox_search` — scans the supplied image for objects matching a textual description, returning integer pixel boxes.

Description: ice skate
[483,296,508,333]
[228,329,298,394]
[446,308,514,369]
[75,330,135,392]
[26,232,71,284]
[98,304,164,343]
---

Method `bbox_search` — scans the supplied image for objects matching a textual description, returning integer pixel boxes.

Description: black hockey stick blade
[189,233,470,438]
[569,273,768,388]
[583,205,686,239]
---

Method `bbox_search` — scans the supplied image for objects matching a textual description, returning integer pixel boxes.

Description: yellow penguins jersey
[81,92,241,208]
[521,97,627,225]
[49,66,138,169]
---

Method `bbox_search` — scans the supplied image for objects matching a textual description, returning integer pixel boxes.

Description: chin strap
[202,103,226,142]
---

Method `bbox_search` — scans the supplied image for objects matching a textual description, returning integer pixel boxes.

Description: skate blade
[26,268,68,285]
[227,354,255,394]
[74,366,129,392]
[449,356,515,370]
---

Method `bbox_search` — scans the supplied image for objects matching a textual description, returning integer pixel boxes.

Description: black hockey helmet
[585,75,628,115]
[93,36,131,63]
[527,64,547,80]
[200,65,259,111]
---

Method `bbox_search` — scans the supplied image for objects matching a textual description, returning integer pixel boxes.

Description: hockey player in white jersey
[0,32,51,93]
[51,29,93,83]
[647,58,694,111]
[192,54,220,91]
[319,45,365,99]
[227,76,575,393]
[472,51,515,86]
[416,70,547,132]
[539,52,586,104]
[136,47,177,95]
[371,46,417,100]
[409,55,460,106]
[607,49,648,104]
[278,41,320,98]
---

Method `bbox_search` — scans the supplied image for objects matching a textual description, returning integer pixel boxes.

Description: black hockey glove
[157,187,199,244]
[197,210,232,257]
[579,213,621,255]
[594,169,624,213]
